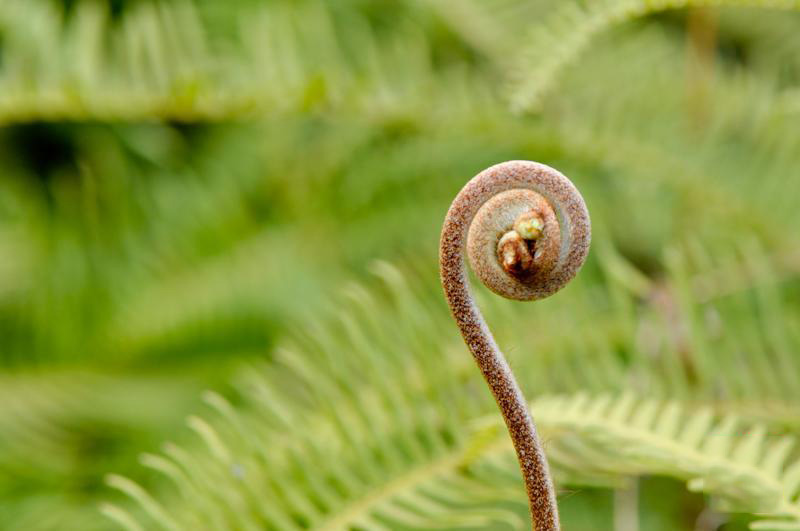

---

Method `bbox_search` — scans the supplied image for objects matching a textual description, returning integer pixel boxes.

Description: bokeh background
[1,1,800,530]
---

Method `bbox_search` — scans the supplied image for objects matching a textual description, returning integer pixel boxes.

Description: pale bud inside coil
[466,189,561,301]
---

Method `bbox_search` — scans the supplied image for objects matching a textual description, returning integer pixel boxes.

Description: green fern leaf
[102,264,800,529]
[508,0,800,112]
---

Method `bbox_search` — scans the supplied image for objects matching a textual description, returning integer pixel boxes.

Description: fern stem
[439,160,591,530]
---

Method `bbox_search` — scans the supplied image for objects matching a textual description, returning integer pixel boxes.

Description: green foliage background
[1,0,800,529]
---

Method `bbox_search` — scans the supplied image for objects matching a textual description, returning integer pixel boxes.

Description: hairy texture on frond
[439,161,591,528]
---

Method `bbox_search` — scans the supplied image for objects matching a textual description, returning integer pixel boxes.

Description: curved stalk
[439,160,591,530]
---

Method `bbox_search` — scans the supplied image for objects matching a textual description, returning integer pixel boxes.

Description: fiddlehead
[439,160,591,530]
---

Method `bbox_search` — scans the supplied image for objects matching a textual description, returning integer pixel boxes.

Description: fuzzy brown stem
[439,161,590,531]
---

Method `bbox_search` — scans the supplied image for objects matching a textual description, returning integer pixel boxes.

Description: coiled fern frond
[1,2,799,528]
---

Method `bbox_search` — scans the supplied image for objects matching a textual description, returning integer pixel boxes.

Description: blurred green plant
[102,262,800,530]
[0,0,798,529]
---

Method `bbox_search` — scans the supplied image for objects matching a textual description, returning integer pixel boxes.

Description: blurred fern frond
[101,263,800,530]
[507,0,800,112]
[0,371,205,531]
[0,0,493,123]
[534,394,800,528]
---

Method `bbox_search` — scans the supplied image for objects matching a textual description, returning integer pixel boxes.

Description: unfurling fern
[101,263,800,530]
[2,1,797,529]
[439,161,591,529]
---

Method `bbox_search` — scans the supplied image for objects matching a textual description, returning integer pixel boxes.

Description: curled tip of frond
[455,160,591,302]
[468,188,562,300]
[439,160,590,530]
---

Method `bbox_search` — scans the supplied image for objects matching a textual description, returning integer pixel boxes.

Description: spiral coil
[439,160,591,530]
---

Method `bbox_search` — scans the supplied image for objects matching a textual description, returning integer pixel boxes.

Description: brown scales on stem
[439,161,591,530]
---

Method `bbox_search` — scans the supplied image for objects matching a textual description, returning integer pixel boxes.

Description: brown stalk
[438,160,591,530]
[687,7,718,131]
